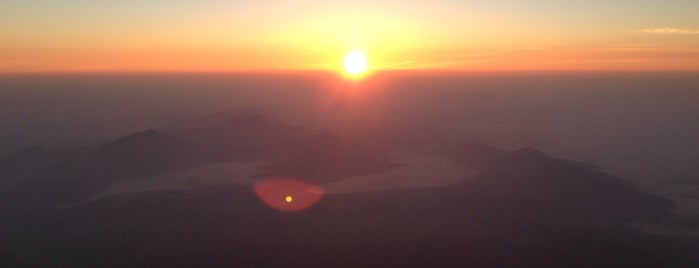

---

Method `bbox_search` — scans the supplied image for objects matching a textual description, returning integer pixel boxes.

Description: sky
[1,0,699,72]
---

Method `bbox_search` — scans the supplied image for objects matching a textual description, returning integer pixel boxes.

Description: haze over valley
[1,72,698,266]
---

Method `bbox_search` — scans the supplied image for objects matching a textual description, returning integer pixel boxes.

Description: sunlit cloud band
[640,28,699,35]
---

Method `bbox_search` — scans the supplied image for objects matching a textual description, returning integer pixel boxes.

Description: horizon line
[2,68,699,75]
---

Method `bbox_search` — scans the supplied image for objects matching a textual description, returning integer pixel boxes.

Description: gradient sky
[2,0,698,72]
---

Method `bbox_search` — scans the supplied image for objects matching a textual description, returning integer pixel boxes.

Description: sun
[343,50,368,75]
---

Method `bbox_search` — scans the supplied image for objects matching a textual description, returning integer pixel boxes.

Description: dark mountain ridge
[1,110,696,267]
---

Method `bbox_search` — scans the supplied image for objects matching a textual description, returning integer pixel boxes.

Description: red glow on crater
[253,178,325,212]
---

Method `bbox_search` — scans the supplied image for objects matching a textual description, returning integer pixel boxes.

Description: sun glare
[343,50,368,76]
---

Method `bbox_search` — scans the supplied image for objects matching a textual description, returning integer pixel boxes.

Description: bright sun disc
[343,50,368,75]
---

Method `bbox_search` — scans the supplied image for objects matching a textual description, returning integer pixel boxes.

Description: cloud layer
[640,28,699,35]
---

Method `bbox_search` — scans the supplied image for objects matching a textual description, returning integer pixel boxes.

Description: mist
[1,71,698,266]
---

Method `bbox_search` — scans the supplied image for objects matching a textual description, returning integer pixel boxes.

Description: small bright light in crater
[285,195,293,203]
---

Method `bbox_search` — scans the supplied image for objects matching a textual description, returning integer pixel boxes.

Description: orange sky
[2,1,699,72]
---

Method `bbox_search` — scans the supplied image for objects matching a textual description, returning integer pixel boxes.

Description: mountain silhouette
[444,143,674,224]
[164,110,305,148]
[1,114,678,221]
[5,130,244,203]
[1,112,695,267]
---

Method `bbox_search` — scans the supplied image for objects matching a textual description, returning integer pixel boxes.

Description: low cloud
[640,28,699,35]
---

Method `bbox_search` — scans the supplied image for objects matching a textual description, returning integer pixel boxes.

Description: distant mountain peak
[442,142,505,168]
[158,108,266,133]
[124,129,162,138]
[222,113,275,126]
[107,129,173,145]
[161,110,305,148]
[506,147,552,162]
[94,130,188,159]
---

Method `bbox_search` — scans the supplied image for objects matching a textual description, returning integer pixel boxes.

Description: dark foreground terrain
[1,72,698,267]
[2,184,698,267]
[1,108,697,267]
